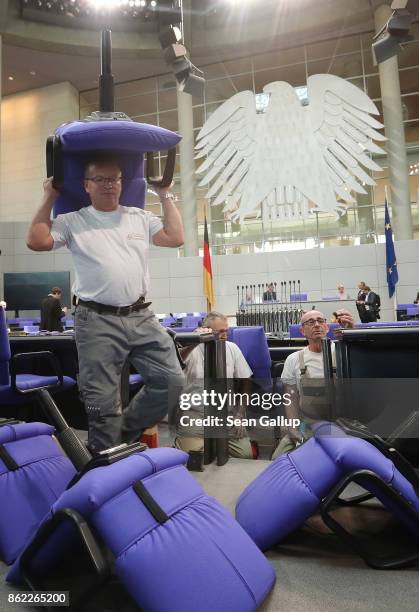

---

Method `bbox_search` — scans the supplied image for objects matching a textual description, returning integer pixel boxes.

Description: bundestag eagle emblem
[196,74,385,222]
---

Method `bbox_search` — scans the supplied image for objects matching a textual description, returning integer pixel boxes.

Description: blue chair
[182,315,202,328]
[161,316,176,327]
[236,421,419,569]
[50,120,181,217]
[0,421,76,564]
[229,326,272,382]
[23,325,40,335]
[0,308,76,410]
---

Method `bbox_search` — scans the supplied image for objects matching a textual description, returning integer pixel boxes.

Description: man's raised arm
[26,178,58,251]
[152,184,184,248]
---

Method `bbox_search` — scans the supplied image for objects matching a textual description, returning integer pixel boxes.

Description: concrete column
[176,0,198,256]
[374,4,413,240]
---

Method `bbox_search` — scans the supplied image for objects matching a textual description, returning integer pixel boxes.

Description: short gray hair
[202,311,227,328]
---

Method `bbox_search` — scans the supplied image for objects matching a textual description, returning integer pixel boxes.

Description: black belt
[76,296,151,316]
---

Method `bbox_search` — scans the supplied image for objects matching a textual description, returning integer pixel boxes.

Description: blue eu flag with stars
[385,199,398,298]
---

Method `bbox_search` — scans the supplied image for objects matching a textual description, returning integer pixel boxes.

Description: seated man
[272,308,354,460]
[174,311,254,459]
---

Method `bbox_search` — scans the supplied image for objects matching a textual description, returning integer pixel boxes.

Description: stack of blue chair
[6,447,276,610]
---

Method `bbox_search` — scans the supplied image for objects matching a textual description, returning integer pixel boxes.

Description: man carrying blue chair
[26,154,185,454]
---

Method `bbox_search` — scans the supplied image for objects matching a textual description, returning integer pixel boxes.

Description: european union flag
[385,199,398,298]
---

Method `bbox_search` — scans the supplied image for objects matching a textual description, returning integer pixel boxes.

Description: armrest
[10,351,64,394]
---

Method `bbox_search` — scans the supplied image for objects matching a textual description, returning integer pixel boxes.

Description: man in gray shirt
[26,154,185,453]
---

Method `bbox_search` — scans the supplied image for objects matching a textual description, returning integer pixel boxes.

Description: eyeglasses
[85,176,122,186]
[302,318,327,327]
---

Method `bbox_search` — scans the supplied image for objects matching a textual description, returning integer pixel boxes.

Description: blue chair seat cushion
[14,374,76,392]
[0,422,76,564]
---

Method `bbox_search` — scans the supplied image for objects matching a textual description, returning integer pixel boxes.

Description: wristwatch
[160,192,174,200]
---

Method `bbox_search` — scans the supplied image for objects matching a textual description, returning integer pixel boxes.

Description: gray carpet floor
[1,454,418,611]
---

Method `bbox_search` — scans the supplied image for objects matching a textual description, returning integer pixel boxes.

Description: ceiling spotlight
[29,70,36,75]
[372,0,419,64]
[163,42,187,64]
[8,76,14,81]
[158,24,182,49]
[157,1,205,96]
[151,0,157,6]
[173,58,205,96]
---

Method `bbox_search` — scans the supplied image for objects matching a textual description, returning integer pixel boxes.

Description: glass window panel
[133,113,157,126]
[221,57,252,76]
[326,52,363,78]
[203,63,230,80]
[252,47,305,71]
[192,105,205,130]
[158,110,178,131]
[230,73,254,93]
[115,78,156,97]
[254,63,306,91]
[204,101,224,121]
[366,75,381,99]
[305,39,340,60]
[402,94,419,121]
[399,68,419,95]
[399,40,419,69]
[335,35,362,55]
[405,120,419,143]
[117,92,157,118]
[205,77,239,103]
[346,76,365,92]
[157,73,176,90]
[158,86,177,112]
[307,57,330,76]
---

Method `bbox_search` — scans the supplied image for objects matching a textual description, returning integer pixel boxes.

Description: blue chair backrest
[182,316,202,328]
[0,310,11,385]
[52,121,181,217]
[229,326,272,380]
[161,317,176,327]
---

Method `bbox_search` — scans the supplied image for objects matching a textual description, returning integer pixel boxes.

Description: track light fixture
[158,0,205,97]
[372,0,419,65]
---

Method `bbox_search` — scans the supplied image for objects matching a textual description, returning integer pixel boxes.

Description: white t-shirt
[51,205,163,306]
[177,341,253,436]
[281,345,335,391]
[185,341,253,381]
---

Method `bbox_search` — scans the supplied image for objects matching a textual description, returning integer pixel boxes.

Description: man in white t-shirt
[175,311,254,459]
[26,154,185,453]
[271,308,354,460]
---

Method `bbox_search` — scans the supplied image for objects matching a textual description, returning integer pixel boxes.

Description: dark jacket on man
[40,295,65,332]
[364,291,380,322]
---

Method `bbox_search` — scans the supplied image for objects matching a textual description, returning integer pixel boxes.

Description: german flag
[203,216,215,311]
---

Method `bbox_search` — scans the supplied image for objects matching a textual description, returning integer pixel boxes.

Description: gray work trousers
[74,304,185,453]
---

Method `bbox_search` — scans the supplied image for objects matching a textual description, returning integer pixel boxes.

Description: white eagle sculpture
[195,74,385,222]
